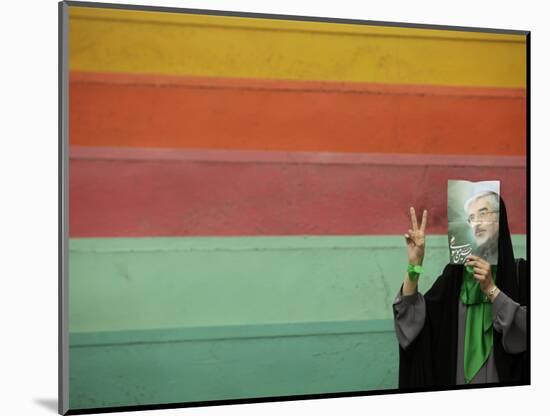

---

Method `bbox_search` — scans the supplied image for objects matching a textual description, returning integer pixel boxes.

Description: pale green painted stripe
[69,234,527,251]
[69,235,526,333]
[69,234,452,251]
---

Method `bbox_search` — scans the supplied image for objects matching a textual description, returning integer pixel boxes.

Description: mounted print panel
[59,1,528,414]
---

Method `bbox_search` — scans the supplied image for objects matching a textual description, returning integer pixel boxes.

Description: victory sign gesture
[405,207,428,266]
[402,207,428,295]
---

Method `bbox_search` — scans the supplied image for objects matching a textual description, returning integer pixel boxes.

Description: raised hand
[405,207,428,266]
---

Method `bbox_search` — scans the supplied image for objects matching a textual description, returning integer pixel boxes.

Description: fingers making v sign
[404,207,428,266]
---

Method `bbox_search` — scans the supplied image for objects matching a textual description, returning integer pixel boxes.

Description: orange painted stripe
[70,71,526,155]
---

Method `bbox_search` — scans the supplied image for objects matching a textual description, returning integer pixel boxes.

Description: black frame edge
[59,1,70,415]
[65,381,529,415]
[525,31,531,385]
[64,0,529,35]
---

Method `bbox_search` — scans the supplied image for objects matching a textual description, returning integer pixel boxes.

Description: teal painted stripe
[70,329,398,409]
[70,319,394,347]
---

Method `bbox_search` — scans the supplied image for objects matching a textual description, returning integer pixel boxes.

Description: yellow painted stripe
[69,6,526,88]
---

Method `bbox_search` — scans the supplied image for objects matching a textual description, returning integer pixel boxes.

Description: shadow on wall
[33,398,58,413]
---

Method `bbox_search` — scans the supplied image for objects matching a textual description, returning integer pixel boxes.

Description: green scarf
[460,265,497,383]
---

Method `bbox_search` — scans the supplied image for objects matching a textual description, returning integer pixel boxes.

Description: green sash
[460,266,497,383]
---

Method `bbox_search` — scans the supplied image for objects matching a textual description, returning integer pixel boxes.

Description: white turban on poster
[448,180,500,265]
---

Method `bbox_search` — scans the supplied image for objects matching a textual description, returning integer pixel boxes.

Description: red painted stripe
[69,148,526,237]
[69,71,526,156]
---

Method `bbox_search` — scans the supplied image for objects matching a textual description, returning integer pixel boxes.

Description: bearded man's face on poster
[467,194,500,252]
[448,181,500,266]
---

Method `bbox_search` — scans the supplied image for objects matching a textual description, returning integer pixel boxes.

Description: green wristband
[407,264,424,281]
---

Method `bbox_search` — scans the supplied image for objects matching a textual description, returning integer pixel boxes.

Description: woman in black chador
[393,198,528,388]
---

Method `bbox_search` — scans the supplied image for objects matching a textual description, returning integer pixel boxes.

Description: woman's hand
[405,207,428,266]
[465,254,496,295]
